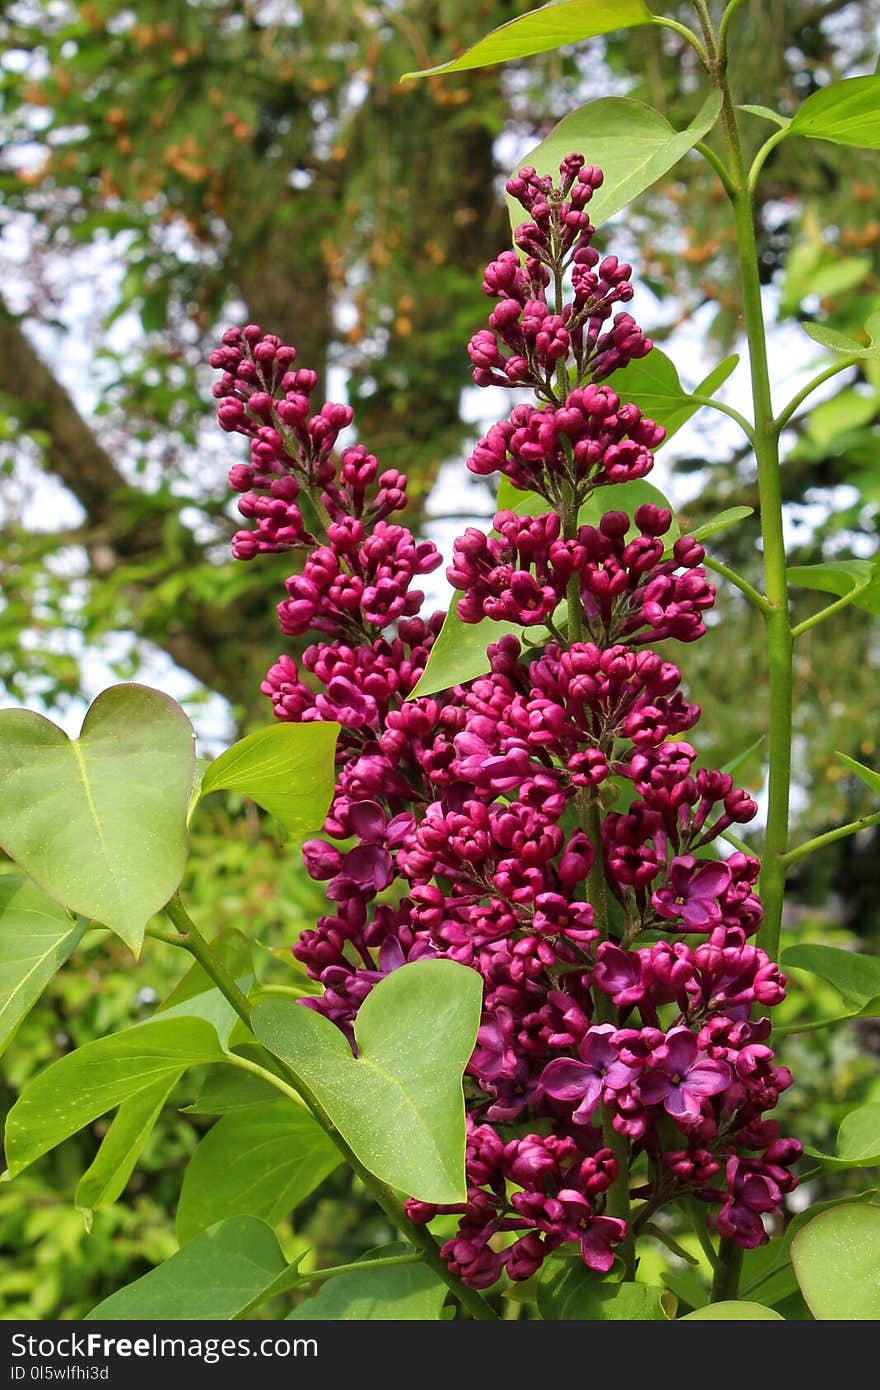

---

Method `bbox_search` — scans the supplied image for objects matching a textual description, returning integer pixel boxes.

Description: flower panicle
[211,152,800,1293]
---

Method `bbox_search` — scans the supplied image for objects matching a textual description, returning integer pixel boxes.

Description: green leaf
[253,959,482,1203]
[288,1244,447,1320]
[408,603,521,699]
[802,311,880,360]
[538,1262,673,1320]
[835,750,880,797]
[791,1204,880,1319]
[787,559,880,615]
[185,1062,282,1115]
[0,874,87,1055]
[75,1074,181,1216]
[578,479,679,539]
[86,1216,287,1321]
[0,685,195,952]
[721,734,766,778]
[508,93,722,232]
[789,76,880,149]
[681,506,755,548]
[606,349,739,443]
[195,722,339,840]
[4,1017,224,1177]
[681,1301,784,1320]
[805,1103,880,1171]
[176,1100,340,1243]
[796,389,880,450]
[401,0,651,80]
[781,943,880,1010]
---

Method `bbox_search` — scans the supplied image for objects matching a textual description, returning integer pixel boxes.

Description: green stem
[233,1251,423,1319]
[650,13,708,62]
[747,126,790,194]
[693,142,736,199]
[163,893,254,1026]
[161,895,498,1321]
[717,0,750,65]
[780,809,880,864]
[711,1238,743,1302]
[694,1,792,961]
[791,583,873,639]
[774,356,860,434]
[685,394,755,442]
[703,556,772,614]
[774,1011,859,1036]
[585,802,635,1279]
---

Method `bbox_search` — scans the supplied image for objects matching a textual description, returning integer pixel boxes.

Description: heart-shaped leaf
[802,311,880,360]
[606,349,739,444]
[804,1103,880,1171]
[4,1016,224,1177]
[401,0,651,80]
[781,943,880,1010]
[288,1244,447,1320]
[253,959,483,1203]
[681,1301,784,1320]
[86,1216,287,1320]
[0,685,195,951]
[75,1074,180,1217]
[0,873,87,1054]
[788,76,880,149]
[791,1204,880,1319]
[507,93,722,233]
[195,722,339,839]
[176,1100,341,1243]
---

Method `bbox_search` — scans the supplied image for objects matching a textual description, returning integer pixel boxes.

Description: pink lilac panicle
[213,153,799,1295]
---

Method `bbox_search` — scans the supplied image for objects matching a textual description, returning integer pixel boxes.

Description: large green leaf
[606,350,739,443]
[288,1245,447,1320]
[538,1262,673,1320]
[86,1216,288,1320]
[253,959,483,1203]
[787,559,880,616]
[401,0,651,80]
[803,311,880,360]
[0,685,195,952]
[835,750,880,797]
[788,76,880,149]
[195,722,340,839]
[75,1074,181,1217]
[781,943,880,1010]
[681,1301,784,1320]
[0,873,87,1055]
[791,1204,880,1319]
[804,1103,880,1172]
[4,1017,224,1177]
[176,1100,341,1243]
[408,604,521,700]
[507,93,722,232]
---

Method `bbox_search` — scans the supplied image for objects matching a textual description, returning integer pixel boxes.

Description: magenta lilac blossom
[212,153,800,1292]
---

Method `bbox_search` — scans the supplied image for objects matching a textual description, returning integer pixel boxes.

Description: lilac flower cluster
[213,153,800,1294]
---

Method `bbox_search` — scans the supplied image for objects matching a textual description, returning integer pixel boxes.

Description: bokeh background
[1,0,879,1318]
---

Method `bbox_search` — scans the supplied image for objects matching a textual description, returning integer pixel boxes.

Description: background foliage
[1,0,879,1318]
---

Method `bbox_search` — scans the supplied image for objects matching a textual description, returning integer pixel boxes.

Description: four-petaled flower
[652,854,731,930]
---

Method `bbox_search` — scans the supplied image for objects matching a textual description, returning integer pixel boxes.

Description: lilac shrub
[210,154,801,1292]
